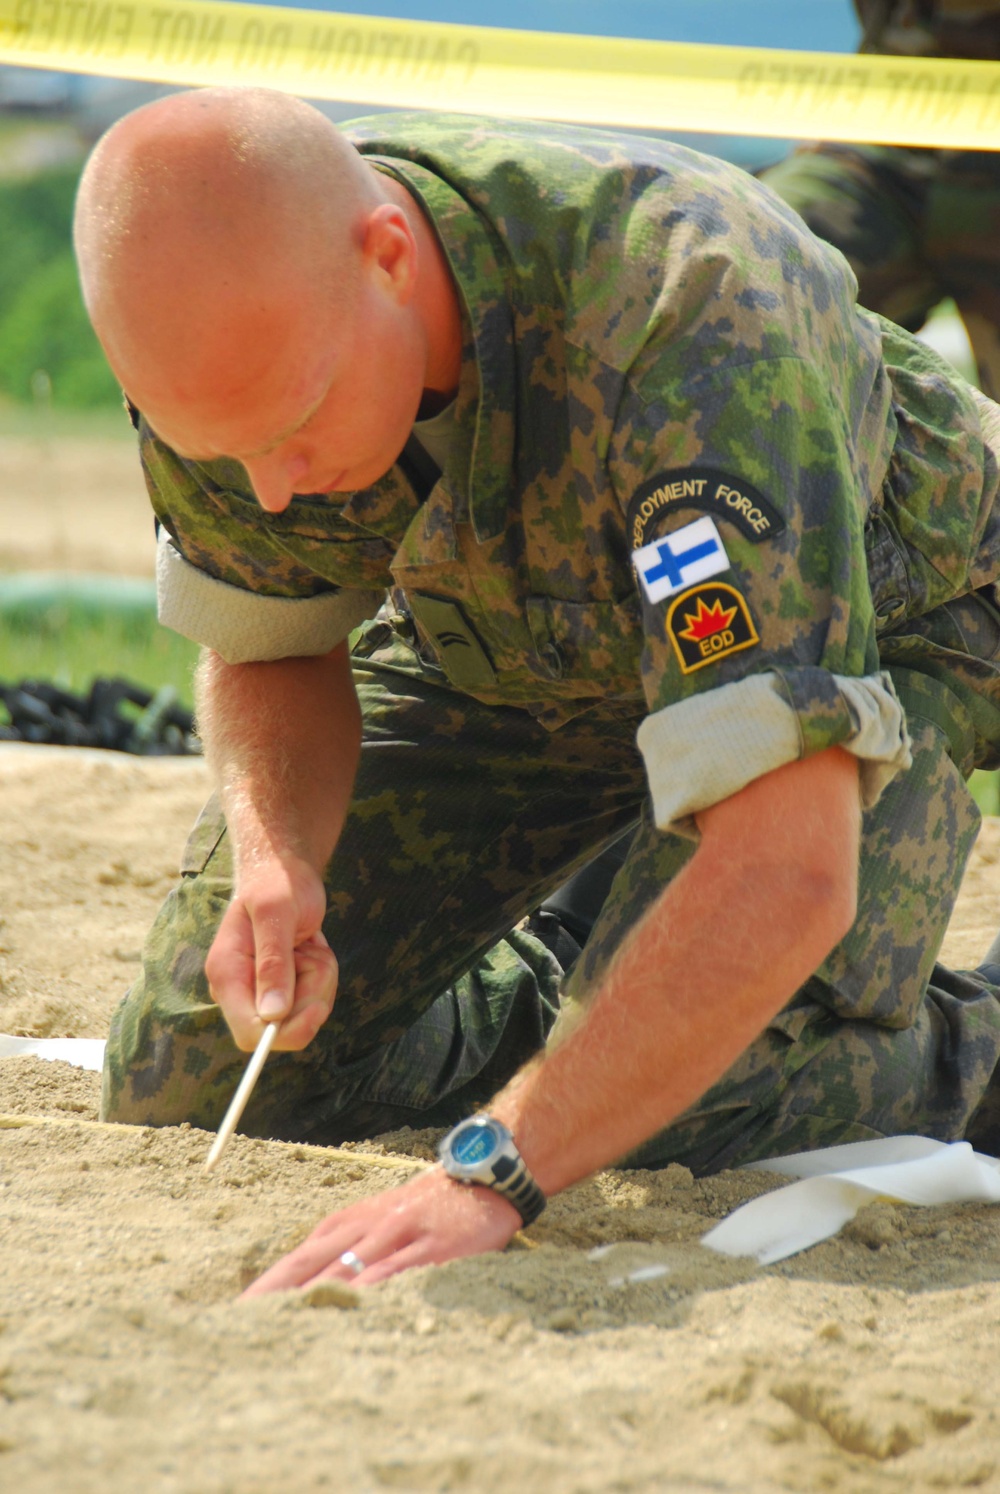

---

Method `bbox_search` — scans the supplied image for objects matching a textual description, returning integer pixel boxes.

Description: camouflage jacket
[144,116,1000,830]
[855,0,1000,58]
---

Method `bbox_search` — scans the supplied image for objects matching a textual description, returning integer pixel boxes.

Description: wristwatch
[437,1114,547,1226]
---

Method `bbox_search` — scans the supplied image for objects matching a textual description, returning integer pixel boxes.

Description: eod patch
[666,582,759,674]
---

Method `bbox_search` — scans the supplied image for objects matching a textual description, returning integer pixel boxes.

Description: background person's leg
[924,152,1000,400]
[765,143,1000,400]
[102,633,645,1138]
[761,144,941,333]
[961,307,1000,402]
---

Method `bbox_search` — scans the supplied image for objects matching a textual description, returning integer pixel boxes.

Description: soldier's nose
[244,453,309,513]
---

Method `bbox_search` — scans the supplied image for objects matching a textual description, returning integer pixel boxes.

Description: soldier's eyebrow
[155,367,336,464]
[239,386,329,460]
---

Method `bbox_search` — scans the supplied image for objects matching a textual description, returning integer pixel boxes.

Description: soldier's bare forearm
[195,640,362,880]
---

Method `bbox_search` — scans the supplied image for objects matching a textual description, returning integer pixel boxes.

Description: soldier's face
[140,234,429,511]
[238,295,428,511]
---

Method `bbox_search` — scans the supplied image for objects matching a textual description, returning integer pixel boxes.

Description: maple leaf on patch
[677,596,738,642]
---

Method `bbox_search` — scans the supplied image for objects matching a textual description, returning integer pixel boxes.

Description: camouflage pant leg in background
[102,630,647,1140]
[760,144,1000,398]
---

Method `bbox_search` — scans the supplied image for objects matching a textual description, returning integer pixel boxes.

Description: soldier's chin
[304,469,349,495]
[312,472,346,496]
[327,457,397,493]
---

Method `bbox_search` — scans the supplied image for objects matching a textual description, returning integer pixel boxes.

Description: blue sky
[252,0,860,52]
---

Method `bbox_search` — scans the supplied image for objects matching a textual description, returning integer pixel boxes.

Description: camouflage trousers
[102,615,1000,1174]
[760,145,1000,400]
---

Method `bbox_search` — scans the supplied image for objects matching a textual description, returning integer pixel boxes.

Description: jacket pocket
[525,594,644,692]
[865,502,913,633]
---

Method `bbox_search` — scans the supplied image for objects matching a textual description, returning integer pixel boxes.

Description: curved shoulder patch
[628,468,786,549]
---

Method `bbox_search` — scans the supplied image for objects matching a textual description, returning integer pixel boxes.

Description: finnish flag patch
[632,515,730,605]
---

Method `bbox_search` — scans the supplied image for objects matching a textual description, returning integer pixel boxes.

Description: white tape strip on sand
[702,1135,1000,1264]
[0,1034,106,1070]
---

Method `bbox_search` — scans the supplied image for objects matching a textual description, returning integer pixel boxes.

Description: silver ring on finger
[339,1250,366,1276]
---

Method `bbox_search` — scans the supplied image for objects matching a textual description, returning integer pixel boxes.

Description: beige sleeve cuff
[156,529,382,664]
[637,671,912,837]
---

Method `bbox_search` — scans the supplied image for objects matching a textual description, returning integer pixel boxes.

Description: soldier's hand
[205,853,338,1051]
[241,1166,522,1295]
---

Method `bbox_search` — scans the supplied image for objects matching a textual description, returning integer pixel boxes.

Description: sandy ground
[1,753,1000,1492]
[5,435,1000,1491]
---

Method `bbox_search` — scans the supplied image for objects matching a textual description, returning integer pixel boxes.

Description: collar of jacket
[342,154,516,545]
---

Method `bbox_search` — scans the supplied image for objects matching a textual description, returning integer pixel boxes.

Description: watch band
[490,1150,547,1226]
[437,1114,547,1227]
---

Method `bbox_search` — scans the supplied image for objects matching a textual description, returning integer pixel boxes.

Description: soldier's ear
[361,202,418,304]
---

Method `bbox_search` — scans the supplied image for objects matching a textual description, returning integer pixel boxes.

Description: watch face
[451,1120,499,1167]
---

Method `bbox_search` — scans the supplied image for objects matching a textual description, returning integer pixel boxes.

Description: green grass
[970,770,1000,818]
[0,165,122,410]
[0,597,199,711]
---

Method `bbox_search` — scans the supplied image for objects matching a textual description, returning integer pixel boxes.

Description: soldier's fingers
[244,1189,412,1294]
[241,1217,366,1295]
[205,900,260,1050]
[343,1240,436,1286]
[248,897,300,1026]
[268,935,338,1051]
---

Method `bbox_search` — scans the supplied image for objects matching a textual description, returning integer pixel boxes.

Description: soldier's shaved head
[75,88,382,417]
[75,86,462,508]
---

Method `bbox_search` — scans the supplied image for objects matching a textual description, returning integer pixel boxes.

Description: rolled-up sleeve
[638,668,911,837]
[156,529,381,664]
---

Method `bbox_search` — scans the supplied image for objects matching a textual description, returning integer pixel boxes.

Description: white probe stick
[204,1020,280,1173]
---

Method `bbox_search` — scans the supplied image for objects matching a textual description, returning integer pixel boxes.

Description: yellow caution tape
[2,0,1000,149]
